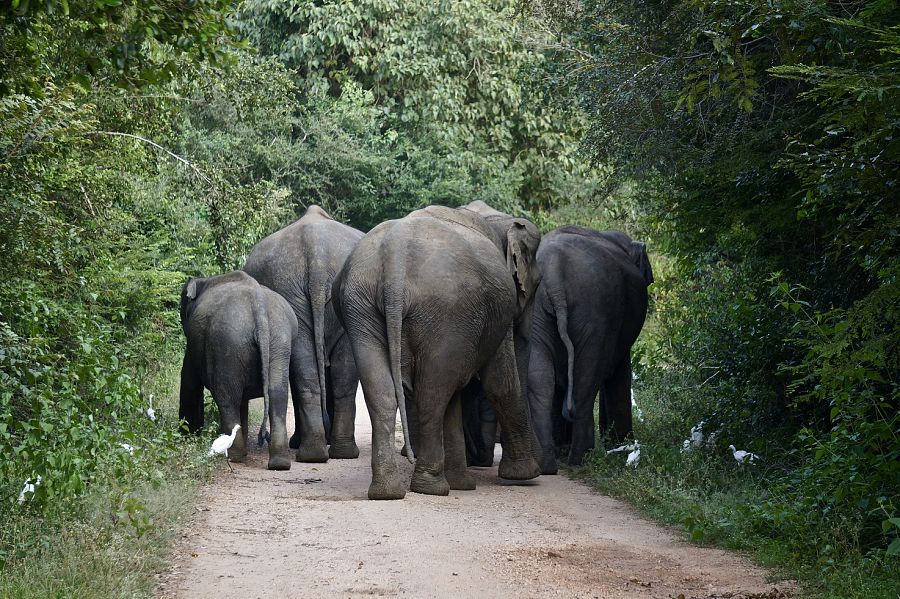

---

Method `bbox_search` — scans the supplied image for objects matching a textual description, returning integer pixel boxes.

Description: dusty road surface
[159,388,791,599]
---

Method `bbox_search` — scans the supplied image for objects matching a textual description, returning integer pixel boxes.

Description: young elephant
[178,270,298,470]
[528,227,653,473]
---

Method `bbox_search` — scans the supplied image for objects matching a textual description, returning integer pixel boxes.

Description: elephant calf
[179,270,315,470]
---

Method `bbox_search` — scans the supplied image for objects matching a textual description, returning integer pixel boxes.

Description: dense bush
[532,0,899,584]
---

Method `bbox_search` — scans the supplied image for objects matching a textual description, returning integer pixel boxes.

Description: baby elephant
[179,270,295,470]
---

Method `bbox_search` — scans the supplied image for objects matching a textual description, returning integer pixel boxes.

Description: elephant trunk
[253,284,272,446]
[549,291,576,422]
[384,241,414,464]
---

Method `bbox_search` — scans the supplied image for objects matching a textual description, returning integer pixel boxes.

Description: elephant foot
[468,453,493,467]
[295,442,329,463]
[267,453,292,471]
[498,455,541,481]
[539,453,559,475]
[567,448,589,467]
[445,469,476,491]
[410,468,450,496]
[368,468,407,500]
[328,440,360,459]
[288,432,300,450]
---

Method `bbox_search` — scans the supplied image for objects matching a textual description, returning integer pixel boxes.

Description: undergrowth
[576,363,900,599]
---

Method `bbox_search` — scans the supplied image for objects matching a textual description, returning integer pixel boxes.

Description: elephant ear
[185,278,198,300]
[506,221,539,311]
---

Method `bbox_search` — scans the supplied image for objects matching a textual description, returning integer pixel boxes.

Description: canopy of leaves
[532,0,899,561]
[236,0,599,211]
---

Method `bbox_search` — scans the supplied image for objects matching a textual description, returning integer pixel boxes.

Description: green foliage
[0,0,234,94]
[237,0,599,211]
[534,0,899,568]
[576,361,900,598]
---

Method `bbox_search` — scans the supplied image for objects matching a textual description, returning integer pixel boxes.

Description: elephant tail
[253,284,272,447]
[310,275,330,434]
[384,243,414,464]
[549,291,576,422]
[630,240,654,286]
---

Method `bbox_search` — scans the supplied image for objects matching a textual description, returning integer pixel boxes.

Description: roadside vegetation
[1,0,896,597]
[534,0,899,596]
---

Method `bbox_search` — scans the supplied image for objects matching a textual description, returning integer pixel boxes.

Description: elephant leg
[288,340,329,463]
[600,355,634,443]
[568,359,603,467]
[527,340,559,474]
[327,335,360,459]
[477,400,498,466]
[267,355,292,471]
[212,382,246,463]
[240,398,250,459]
[178,355,204,433]
[443,390,476,490]
[354,340,406,500]
[409,370,453,496]
[481,329,541,481]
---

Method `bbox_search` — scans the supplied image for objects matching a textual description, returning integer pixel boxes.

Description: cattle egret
[606,441,637,455]
[728,444,759,465]
[209,425,241,472]
[146,394,156,422]
[681,421,705,453]
[17,475,42,504]
[119,443,135,455]
[626,442,641,468]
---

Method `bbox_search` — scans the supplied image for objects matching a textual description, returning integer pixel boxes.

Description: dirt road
[159,388,790,598]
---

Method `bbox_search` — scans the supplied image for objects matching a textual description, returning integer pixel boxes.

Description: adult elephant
[457,201,538,467]
[528,226,653,474]
[243,205,363,462]
[179,270,294,470]
[333,205,542,499]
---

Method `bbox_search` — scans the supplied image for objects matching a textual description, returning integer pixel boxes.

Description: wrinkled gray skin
[528,226,653,474]
[243,205,363,462]
[458,201,538,467]
[333,204,543,499]
[179,271,293,470]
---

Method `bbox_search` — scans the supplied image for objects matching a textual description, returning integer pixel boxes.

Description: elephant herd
[178,202,653,500]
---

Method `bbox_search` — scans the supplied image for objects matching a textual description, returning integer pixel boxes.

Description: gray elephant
[178,270,294,470]
[333,204,543,499]
[457,201,538,467]
[528,226,653,473]
[243,205,363,461]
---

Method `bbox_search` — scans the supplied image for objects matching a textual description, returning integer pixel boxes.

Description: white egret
[625,442,641,468]
[728,444,759,465]
[606,441,637,455]
[680,421,705,453]
[146,394,156,422]
[17,475,42,504]
[209,425,241,472]
[119,443,135,455]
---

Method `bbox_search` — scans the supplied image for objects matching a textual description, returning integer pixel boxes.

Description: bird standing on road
[728,444,759,465]
[209,425,241,472]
